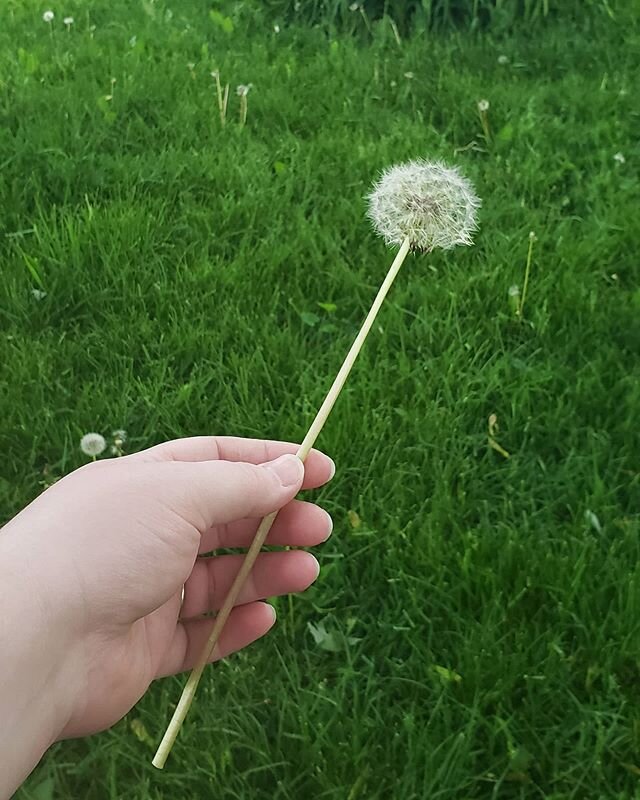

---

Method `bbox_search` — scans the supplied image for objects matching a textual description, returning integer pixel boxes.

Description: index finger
[124,436,335,489]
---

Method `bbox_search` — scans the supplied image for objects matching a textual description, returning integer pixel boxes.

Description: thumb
[161,453,305,530]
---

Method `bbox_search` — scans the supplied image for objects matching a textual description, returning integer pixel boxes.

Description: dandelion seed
[63,15,74,26]
[613,152,625,164]
[366,159,481,252]
[43,10,54,22]
[497,55,509,65]
[80,432,106,457]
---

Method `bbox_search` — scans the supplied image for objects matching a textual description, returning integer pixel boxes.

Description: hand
[0,437,334,795]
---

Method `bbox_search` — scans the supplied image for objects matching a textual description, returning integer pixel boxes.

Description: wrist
[0,529,81,797]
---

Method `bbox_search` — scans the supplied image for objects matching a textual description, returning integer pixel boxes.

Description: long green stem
[152,236,412,769]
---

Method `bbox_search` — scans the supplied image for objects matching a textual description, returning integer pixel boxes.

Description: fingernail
[264,454,304,488]
[307,553,320,580]
[328,457,336,480]
[267,604,276,623]
[321,509,333,541]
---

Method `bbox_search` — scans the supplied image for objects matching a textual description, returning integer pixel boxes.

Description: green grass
[2,1,640,797]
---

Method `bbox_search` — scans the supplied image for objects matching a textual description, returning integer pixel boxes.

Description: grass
[1,1,639,797]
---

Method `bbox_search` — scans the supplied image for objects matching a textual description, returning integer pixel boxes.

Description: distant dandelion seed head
[477,99,490,112]
[366,159,481,252]
[63,15,74,25]
[236,83,252,97]
[43,10,54,22]
[80,432,106,457]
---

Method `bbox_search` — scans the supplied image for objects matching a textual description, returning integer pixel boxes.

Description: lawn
[1,1,639,797]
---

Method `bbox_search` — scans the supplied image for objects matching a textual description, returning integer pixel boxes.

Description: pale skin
[0,436,335,798]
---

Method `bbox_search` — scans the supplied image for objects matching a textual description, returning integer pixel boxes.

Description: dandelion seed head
[497,54,509,65]
[613,151,625,164]
[43,10,54,22]
[63,16,74,25]
[366,159,481,252]
[236,83,252,96]
[477,99,490,112]
[80,432,107,457]
[112,429,127,445]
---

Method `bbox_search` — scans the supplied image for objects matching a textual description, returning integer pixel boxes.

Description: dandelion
[80,432,106,459]
[236,83,252,127]
[111,429,127,456]
[366,159,480,252]
[63,15,73,28]
[31,289,47,300]
[613,152,625,164]
[273,23,280,33]
[477,99,491,141]
[497,54,509,65]
[508,284,521,315]
[152,156,482,768]
[43,10,54,22]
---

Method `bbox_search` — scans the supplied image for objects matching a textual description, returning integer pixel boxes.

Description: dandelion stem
[152,235,412,769]
[222,84,229,125]
[239,95,247,127]
[518,233,535,318]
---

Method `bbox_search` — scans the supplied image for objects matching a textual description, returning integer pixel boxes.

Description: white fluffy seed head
[80,432,106,457]
[366,159,481,252]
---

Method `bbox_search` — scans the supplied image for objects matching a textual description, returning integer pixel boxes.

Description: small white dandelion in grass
[273,23,280,33]
[236,84,253,127]
[497,54,509,65]
[43,10,54,22]
[366,159,480,252]
[80,432,106,458]
[477,99,491,141]
[111,429,127,455]
[613,152,625,164]
[508,284,521,315]
[31,288,47,300]
[152,156,482,770]
[63,15,73,27]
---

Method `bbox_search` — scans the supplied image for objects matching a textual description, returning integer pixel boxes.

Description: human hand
[0,437,333,793]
